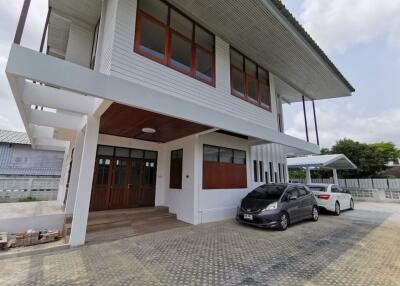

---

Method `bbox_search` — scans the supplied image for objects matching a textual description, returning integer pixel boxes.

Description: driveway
[1,202,400,286]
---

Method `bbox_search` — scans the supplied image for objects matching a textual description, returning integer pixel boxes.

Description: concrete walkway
[1,202,399,285]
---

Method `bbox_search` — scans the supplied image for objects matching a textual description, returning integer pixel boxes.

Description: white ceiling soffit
[168,0,354,101]
[49,0,102,26]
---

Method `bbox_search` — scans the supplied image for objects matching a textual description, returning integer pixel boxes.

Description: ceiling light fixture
[142,127,156,134]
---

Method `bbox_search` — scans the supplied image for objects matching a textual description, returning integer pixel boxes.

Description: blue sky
[0,0,399,148]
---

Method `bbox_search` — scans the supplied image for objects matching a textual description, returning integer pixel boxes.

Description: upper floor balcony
[5,0,354,154]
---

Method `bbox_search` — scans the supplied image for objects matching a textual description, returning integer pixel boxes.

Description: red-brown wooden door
[108,158,129,209]
[140,158,157,206]
[90,156,113,211]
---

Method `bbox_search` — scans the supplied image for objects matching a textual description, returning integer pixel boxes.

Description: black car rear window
[246,185,287,200]
[308,186,327,192]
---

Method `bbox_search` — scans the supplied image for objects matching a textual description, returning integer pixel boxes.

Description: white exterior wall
[65,24,93,68]
[196,132,252,224]
[108,0,279,131]
[251,143,287,187]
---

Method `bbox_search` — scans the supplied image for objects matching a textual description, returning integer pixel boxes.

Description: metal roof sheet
[0,129,30,145]
[287,154,357,170]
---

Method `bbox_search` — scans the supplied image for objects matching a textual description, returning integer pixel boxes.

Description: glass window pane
[195,26,213,51]
[96,158,111,185]
[138,0,168,24]
[115,147,129,157]
[230,49,243,70]
[232,67,244,96]
[258,67,269,84]
[130,159,141,187]
[97,145,114,156]
[131,149,144,159]
[245,59,257,77]
[144,151,157,159]
[204,146,218,162]
[170,32,192,73]
[139,16,166,60]
[114,160,127,186]
[247,77,258,101]
[260,83,271,107]
[219,148,233,163]
[196,47,213,82]
[170,9,193,39]
[233,150,246,164]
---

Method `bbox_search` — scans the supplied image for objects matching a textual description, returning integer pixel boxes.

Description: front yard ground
[1,202,399,286]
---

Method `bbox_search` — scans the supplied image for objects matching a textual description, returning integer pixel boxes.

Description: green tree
[289,168,305,179]
[330,139,399,178]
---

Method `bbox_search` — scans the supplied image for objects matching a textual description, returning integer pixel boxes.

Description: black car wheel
[279,212,289,231]
[311,206,319,221]
[350,199,355,210]
[334,201,341,216]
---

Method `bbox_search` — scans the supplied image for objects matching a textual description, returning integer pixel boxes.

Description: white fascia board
[6,45,319,154]
[31,125,55,139]
[29,109,84,131]
[22,82,95,114]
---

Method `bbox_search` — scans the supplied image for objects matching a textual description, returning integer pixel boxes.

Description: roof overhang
[287,154,357,170]
[167,0,354,101]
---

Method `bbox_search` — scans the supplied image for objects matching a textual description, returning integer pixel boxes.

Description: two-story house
[5,0,354,246]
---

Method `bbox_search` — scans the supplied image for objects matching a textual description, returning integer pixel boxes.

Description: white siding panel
[110,0,279,130]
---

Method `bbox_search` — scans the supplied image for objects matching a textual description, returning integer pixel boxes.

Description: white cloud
[284,103,400,148]
[299,0,400,53]
[0,0,47,131]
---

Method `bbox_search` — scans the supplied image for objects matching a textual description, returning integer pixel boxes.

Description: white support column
[65,130,85,214]
[57,142,71,203]
[69,115,99,247]
[305,167,312,184]
[332,169,339,185]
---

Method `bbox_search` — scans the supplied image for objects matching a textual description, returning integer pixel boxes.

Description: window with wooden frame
[203,145,247,189]
[134,0,215,86]
[170,149,183,189]
[230,48,272,111]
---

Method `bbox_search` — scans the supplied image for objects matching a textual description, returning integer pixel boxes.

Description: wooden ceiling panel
[100,103,211,142]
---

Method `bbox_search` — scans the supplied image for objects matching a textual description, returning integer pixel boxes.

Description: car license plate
[243,214,253,220]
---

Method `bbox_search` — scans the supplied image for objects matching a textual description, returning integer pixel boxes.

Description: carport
[287,154,357,184]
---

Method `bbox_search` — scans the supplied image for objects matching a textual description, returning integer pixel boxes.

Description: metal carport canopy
[287,154,357,170]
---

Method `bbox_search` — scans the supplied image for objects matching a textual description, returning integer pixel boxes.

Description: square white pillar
[332,169,339,185]
[305,167,312,184]
[57,141,71,203]
[69,115,99,247]
[65,129,85,214]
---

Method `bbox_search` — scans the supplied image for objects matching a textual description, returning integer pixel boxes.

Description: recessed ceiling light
[142,127,156,134]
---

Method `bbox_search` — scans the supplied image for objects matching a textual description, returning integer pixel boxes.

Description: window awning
[287,154,357,170]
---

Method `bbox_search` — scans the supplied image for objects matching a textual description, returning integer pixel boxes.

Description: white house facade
[5,0,354,246]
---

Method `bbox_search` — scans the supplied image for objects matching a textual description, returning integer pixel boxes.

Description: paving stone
[0,204,399,286]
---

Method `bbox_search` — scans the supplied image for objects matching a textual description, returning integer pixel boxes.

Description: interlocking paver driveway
[1,202,400,286]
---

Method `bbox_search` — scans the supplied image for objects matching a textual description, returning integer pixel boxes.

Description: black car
[236,183,319,230]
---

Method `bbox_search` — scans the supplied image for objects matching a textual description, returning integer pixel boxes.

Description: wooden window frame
[203,144,246,165]
[170,149,183,189]
[230,47,272,112]
[134,0,215,87]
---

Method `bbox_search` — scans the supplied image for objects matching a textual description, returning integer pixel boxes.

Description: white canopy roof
[287,154,357,170]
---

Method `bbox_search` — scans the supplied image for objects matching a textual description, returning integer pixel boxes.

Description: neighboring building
[6,0,354,245]
[0,129,63,177]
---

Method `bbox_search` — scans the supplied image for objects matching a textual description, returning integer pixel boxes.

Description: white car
[307,184,354,215]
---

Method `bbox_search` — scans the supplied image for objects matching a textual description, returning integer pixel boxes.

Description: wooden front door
[108,158,129,209]
[90,151,157,211]
[90,156,113,211]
